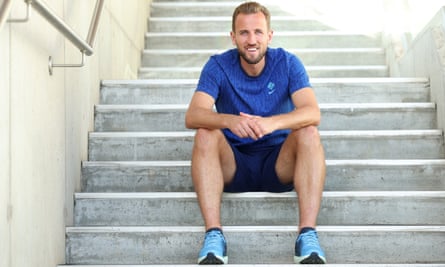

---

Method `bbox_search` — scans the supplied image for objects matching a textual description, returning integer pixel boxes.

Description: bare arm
[185,87,320,140]
[241,87,321,136]
[185,91,265,140]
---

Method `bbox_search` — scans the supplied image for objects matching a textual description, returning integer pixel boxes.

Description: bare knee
[193,128,224,150]
[290,125,322,147]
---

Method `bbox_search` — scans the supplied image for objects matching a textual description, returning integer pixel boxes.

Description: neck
[240,58,265,77]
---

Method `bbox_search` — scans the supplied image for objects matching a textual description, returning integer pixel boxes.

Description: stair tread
[101,77,429,85]
[66,225,445,232]
[143,47,385,53]
[95,102,436,109]
[139,65,388,71]
[74,191,445,198]
[89,129,443,137]
[59,265,445,267]
[82,159,445,166]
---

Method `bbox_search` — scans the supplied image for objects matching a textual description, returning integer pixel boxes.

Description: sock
[206,227,223,234]
[299,227,316,235]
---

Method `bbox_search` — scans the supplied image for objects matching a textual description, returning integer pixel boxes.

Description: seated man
[185,1,326,264]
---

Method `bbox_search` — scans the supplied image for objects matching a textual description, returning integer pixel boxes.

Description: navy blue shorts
[223,142,294,193]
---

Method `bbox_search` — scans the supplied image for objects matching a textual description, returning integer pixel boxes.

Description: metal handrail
[2,0,105,74]
[0,0,14,29]
[32,0,94,56]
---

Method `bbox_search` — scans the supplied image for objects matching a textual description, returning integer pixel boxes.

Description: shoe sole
[198,253,228,265]
[294,252,326,264]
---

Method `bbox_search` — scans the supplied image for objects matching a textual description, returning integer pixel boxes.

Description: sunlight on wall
[260,0,445,37]
[263,0,385,34]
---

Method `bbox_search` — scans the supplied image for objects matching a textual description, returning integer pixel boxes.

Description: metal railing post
[0,0,13,29]
[87,0,104,48]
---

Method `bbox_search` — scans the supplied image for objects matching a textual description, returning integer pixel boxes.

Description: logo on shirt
[267,82,276,95]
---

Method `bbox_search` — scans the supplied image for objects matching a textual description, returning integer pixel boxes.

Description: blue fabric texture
[196,47,312,148]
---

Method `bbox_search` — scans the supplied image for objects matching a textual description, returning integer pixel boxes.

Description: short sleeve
[287,53,311,95]
[196,57,221,100]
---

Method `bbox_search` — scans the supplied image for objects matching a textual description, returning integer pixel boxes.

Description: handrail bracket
[48,51,85,76]
[7,0,31,23]
[2,0,104,75]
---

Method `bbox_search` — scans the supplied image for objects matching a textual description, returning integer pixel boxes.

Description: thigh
[193,128,237,184]
[260,145,294,192]
[217,131,238,184]
[275,132,298,184]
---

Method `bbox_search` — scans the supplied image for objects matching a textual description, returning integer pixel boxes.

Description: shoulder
[267,47,302,67]
[267,47,293,59]
[211,48,238,65]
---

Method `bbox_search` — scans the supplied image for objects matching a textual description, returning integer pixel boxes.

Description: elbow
[312,108,322,126]
[185,111,196,129]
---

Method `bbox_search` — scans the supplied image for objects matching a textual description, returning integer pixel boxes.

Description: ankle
[299,227,316,235]
[206,227,223,233]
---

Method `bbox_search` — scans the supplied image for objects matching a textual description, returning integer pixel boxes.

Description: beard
[238,47,267,65]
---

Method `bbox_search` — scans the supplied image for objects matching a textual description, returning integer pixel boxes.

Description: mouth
[247,47,258,52]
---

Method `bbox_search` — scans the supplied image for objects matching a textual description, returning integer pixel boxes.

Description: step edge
[58,266,445,267]
[139,65,389,72]
[81,159,445,167]
[74,191,445,199]
[65,225,445,233]
[94,103,436,111]
[145,31,382,36]
[142,48,385,54]
[88,130,443,138]
[101,77,428,86]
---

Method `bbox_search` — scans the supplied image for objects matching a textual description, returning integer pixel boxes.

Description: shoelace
[204,230,224,248]
[299,231,320,248]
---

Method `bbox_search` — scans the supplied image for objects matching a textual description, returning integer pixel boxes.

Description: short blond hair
[232,1,271,32]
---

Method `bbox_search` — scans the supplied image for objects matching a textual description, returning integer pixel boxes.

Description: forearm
[271,106,321,131]
[185,107,234,130]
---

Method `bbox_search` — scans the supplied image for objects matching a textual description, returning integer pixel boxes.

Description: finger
[240,112,254,118]
[245,120,262,140]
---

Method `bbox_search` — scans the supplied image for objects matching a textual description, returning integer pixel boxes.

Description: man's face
[231,12,273,66]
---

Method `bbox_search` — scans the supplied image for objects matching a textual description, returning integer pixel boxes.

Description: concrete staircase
[61,0,445,266]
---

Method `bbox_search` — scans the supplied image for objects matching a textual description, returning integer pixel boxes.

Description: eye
[255,29,264,36]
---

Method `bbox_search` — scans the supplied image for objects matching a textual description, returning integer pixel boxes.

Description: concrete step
[87,130,445,161]
[59,265,445,267]
[93,103,436,132]
[100,78,430,105]
[81,160,445,192]
[142,48,385,67]
[149,1,329,17]
[138,65,389,79]
[148,16,337,32]
[65,225,445,264]
[144,32,382,49]
[73,191,445,226]
[149,1,384,29]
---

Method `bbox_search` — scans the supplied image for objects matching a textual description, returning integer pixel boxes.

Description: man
[185,1,326,264]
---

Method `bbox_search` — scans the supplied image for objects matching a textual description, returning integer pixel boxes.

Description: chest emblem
[267,82,276,95]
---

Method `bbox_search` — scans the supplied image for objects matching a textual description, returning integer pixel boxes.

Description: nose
[247,32,256,45]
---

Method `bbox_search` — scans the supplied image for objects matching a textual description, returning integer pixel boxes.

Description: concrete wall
[0,1,151,266]
[386,4,445,132]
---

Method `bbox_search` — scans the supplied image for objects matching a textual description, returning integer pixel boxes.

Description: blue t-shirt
[196,47,311,148]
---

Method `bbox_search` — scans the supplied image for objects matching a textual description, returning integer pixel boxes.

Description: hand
[229,112,274,140]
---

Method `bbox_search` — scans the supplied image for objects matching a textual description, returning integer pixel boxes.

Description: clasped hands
[229,112,276,140]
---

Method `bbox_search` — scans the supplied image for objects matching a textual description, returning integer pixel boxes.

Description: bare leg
[275,126,326,230]
[191,128,236,231]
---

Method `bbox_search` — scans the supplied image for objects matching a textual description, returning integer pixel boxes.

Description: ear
[230,31,236,45]
[267,30,274,44]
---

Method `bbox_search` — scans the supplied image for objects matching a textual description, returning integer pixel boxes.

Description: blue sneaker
[294,228,326,264]
[198,228,228,264]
